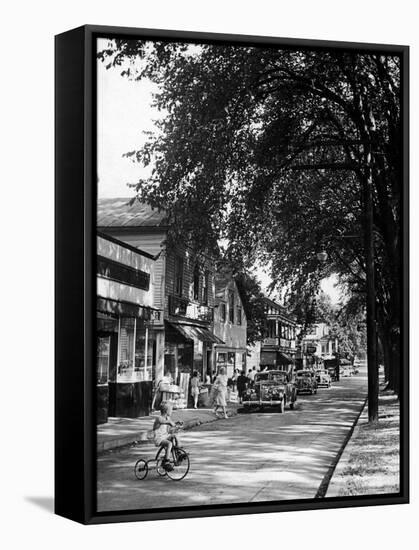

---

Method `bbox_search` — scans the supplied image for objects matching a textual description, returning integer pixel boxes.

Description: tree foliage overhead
[234,271,268,347]
[98,39,402,391]
[310,290,367,360]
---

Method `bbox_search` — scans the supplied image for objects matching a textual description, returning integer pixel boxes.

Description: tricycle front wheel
[168,448,190,481]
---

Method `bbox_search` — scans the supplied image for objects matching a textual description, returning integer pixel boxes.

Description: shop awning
[97,296,152,319]
[166,321,224,344]
[277,352,294,365]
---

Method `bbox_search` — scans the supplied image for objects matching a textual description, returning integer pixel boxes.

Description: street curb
[325,413,365,498]
[97,409,238,454]
[315,396,368,498]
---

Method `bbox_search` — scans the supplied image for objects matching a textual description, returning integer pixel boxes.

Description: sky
[97,38,160,198]
[97,40,343,306]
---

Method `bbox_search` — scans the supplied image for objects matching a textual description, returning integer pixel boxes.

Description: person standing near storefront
[231,369,239,391]
[190,370,200,409]
[212,367,228,419]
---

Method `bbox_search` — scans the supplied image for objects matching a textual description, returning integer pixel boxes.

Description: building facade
[248,297,297,372]
[97,198,223,409]
[96,232,161,423]
[298,323,339,367]
[212,272,247,377]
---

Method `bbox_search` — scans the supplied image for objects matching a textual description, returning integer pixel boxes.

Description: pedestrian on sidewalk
[231,369,239,391]
[212,367,228,419]
[237,370,248,404]
[190,370,200,409]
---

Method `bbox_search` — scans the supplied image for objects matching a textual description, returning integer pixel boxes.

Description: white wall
[2,2,417,550]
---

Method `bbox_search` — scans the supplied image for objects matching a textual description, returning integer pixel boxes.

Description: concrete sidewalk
[97,406,238,453]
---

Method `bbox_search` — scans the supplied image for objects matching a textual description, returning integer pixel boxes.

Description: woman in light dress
[212,367,229,419]
[190,370,200,409]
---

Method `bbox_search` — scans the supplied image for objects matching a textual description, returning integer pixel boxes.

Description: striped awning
[166,321,224,344]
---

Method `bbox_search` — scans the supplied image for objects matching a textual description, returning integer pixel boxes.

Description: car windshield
[297,371,312,377]
[255,372,287,383]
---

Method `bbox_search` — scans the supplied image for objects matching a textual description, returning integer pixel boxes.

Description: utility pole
[363,173,379,422]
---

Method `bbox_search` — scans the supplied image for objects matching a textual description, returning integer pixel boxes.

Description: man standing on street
[247,367,257,386]
[237,370,248,403]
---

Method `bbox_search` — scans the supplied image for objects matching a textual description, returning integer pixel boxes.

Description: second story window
[193,264,200,301]
[236,306,242,325]
[220,303,226,322]
[202,271,209,305]
[228,290,235,323]
[266,319,276,338]
[174,256,183,296]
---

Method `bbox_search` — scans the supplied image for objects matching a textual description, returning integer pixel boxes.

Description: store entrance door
[206,349,212,381]
[96,335,110,424]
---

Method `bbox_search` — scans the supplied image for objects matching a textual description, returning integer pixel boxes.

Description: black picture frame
[55,24,409,525]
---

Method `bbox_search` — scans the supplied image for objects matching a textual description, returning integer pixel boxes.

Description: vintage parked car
[316,369,331,388]
[295,370,318,394]
[242,370,297,413]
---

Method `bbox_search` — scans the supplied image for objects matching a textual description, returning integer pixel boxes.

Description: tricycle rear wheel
[134,459,148,480]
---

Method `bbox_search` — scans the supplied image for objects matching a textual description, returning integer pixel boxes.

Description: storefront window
[117,318,154,382]
[178,342,193,375]
[216,352,227,370]
[97,336,110,385]
[134,323,153,381]
[118,318,135,380]
[227,352,236,377]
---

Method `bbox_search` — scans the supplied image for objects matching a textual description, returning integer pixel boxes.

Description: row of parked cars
[241,363,358,414]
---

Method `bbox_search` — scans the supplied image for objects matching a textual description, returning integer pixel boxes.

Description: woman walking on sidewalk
[212,367,228,419]
[190,370,200,409]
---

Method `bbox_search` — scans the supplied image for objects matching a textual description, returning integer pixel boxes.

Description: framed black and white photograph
[55,24,409,525]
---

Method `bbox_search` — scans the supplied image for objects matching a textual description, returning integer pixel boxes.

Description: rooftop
[97,198,168,228]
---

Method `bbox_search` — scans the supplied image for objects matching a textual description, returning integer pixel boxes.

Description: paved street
[97,368,367,512]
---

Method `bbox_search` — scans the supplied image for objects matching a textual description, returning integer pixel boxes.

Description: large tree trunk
[378,327,391,383]
[389,327,401,397]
